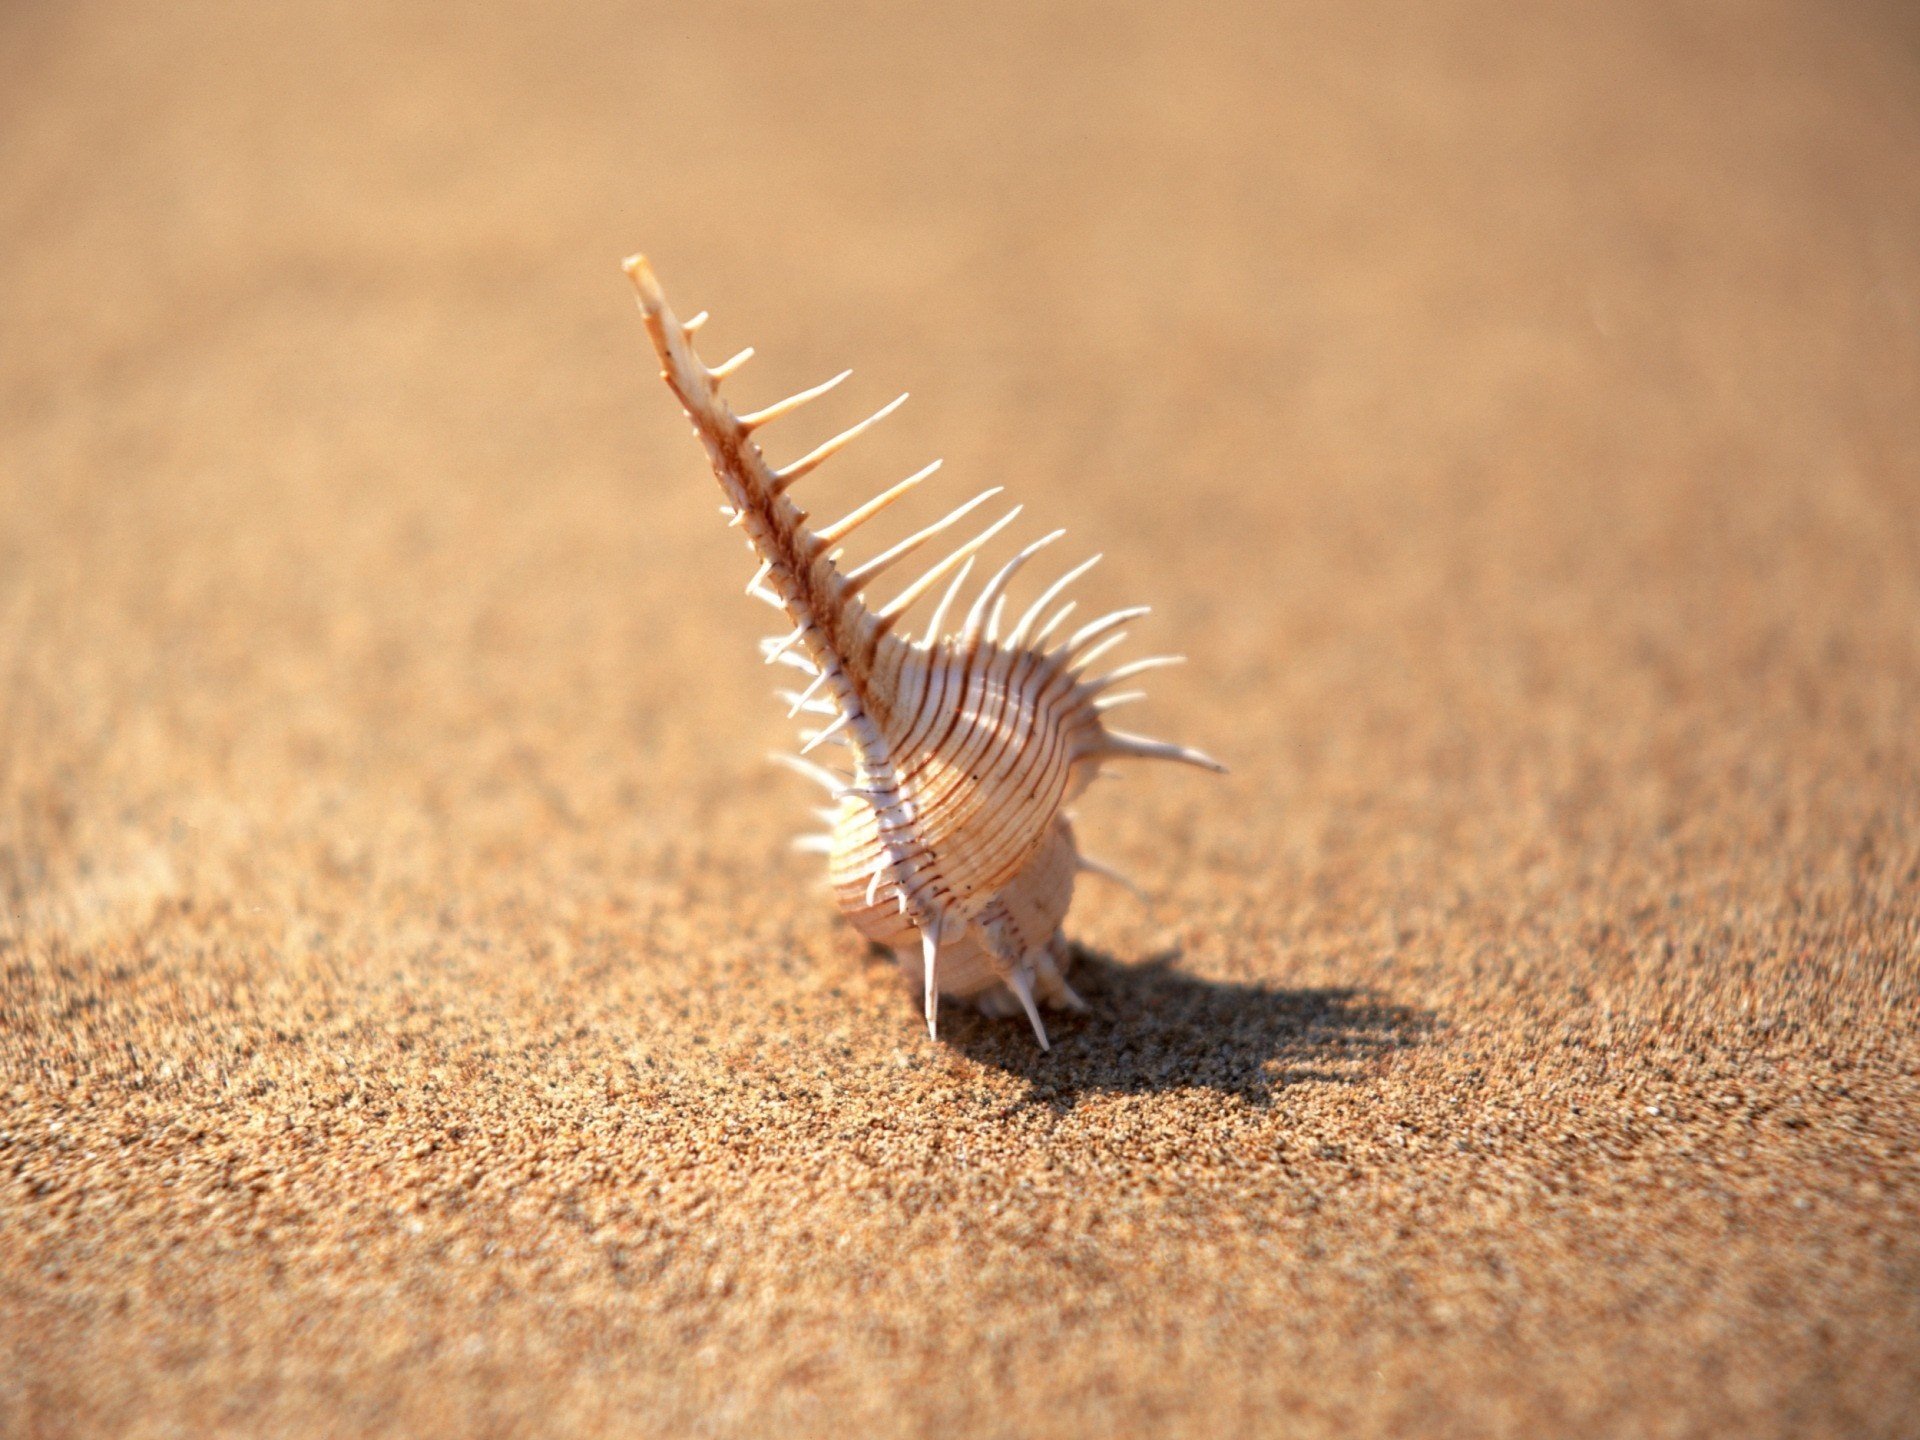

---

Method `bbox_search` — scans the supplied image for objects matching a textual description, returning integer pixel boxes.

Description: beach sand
[3,1,1918,1434]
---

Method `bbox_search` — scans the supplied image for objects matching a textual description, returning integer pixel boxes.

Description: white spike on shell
[625,255,1222,1047]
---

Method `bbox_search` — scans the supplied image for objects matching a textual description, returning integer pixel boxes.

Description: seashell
[624,255,1222,1047]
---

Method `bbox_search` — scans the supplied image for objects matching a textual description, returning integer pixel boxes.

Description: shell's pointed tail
[623,254,888,707]
[630,253,993,979]
[623,253,659,299]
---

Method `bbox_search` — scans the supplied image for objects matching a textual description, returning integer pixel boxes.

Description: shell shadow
[943,947,1434,1109]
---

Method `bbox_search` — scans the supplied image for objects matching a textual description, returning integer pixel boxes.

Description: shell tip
[623,253,667,313]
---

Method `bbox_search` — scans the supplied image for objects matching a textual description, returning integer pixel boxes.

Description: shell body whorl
[626,254,1221,1047]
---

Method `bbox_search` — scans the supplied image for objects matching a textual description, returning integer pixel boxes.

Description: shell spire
[625,254,1222,1047]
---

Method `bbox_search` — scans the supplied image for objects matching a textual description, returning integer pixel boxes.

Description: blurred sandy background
[3,1,1918,1435]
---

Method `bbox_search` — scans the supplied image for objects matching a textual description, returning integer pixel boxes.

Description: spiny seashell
[625,255,1222,1047]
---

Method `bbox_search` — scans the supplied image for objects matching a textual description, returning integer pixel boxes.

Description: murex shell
[626,256,1221,1047]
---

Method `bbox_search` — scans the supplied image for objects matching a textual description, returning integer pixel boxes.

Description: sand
[3,1,1918,1435]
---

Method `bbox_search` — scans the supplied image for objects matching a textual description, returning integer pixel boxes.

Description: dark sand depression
[3,1,1918,1435]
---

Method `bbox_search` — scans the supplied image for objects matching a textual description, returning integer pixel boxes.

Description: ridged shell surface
[626,255,1221,1046]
